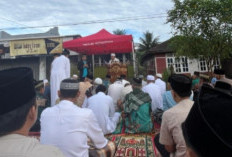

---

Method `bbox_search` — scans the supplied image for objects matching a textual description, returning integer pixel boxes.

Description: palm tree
[113,29,126,35]
[139,31,159,52]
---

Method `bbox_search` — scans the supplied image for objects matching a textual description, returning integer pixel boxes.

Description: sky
[0,0,174,43]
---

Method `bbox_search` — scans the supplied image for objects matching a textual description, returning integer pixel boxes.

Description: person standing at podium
[78,54,91,81]
[108,53,120,64]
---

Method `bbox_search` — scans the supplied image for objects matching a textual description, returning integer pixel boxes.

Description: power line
[0,14,167,31]
[0,16,43,32]
[0,16,28,27]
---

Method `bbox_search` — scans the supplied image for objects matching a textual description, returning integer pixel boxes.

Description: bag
[153,108,164,124]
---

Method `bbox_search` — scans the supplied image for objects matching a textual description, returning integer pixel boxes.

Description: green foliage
[70,63,78,76]
[162,68,173,83]
[138,31,159,52]
[167,0,232,72]
[127,65,135,78]
[113,29,126,35]
[94,66,108,78]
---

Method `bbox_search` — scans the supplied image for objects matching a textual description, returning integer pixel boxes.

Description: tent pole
[132,42,136,77]
[92,54,95,76]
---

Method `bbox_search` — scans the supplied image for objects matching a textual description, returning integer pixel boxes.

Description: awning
[63,29,133,55]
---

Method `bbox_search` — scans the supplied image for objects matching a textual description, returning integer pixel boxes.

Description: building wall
[0,57,39,79]
[153,53,221,75]
[155,53,166,74]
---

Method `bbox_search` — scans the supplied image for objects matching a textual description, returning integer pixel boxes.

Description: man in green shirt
[192,71,200,88]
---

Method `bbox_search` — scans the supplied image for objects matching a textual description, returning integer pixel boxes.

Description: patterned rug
[106,134,157,157]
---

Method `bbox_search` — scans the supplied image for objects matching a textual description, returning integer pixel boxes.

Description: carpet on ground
[106,134,158,157]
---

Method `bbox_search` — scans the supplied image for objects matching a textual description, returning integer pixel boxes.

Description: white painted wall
[188,59,200,75]
[39,56,46,80]
[165,53,211,74]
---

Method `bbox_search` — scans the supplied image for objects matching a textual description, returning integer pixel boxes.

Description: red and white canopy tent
[63,29,136,75]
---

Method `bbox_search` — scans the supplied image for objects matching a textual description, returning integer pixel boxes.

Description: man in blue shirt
[78,55,91,81]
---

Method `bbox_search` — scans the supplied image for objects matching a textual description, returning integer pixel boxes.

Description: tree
[113,29,126,35]
[139,31,159,52]
[167,0,232,73]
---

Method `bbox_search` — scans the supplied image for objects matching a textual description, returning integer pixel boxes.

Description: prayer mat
[89,141,116,157]
[106,134,157,157]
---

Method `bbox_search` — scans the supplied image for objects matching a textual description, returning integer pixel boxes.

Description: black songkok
[0,67,35,115]
[170,74,192,97]
[132,77,142,86]
[182,84,232,156]
[214,69,225,75]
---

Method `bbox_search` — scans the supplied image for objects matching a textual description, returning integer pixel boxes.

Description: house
[141,39,221,76]
[0,27,81,80]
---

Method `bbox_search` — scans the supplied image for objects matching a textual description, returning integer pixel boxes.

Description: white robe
[109,58,120,64]
[50,55,70,106]
[87,92,121,135]
[108,81,124,111]
[40,100,108,157]
[155,78,166,95]
[121,79,130,87]
[142,83,163,112]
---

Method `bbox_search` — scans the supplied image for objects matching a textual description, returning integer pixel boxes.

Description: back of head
[60,79,79,99]
[200,74,210,83]
[170,74,192,97]
[0,67,36,136]
[182,84,232,156]
[35,80,44,92]
[120,74,126,79]
[105,74,111,79]
[62,49,70,56]
[156,73,162,79]
[86,74,93,81]
[147,75,155,83]
[96,85,107,94]
[193,71,200,77]
[214,68,225,75]
[132,77,142,87]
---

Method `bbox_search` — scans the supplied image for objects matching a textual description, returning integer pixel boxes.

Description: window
[199,58,207,71]
[175,58,181,72]
[213,58,220,70]
[166,56,189,73]
[167,58,174,68]
[182,57,189,72]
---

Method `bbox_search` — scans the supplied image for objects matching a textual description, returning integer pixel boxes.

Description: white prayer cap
[73,74,78,78]
[111,53,116,56]
[156,73,162,78]
[43,79,48,84]
[147,75,155,81]
[94,78,103,85]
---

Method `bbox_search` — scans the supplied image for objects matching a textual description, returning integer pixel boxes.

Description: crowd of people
[0,51,232,157]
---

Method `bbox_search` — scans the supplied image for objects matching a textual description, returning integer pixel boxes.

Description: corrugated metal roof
[0,27,60,41]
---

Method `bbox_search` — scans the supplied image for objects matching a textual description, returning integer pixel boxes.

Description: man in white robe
[108,53,120,65]
[108,78,124,111]
[87,85,121,135]
[155,73,166,95]
[142,75,163,112]
[50,50,70,106]
[41,79,112,157]
[120,74,130,87]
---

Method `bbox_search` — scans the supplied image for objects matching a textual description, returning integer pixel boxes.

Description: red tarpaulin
[63,29,133,55]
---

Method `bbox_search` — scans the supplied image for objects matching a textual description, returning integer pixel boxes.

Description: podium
[107,63,128,83]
